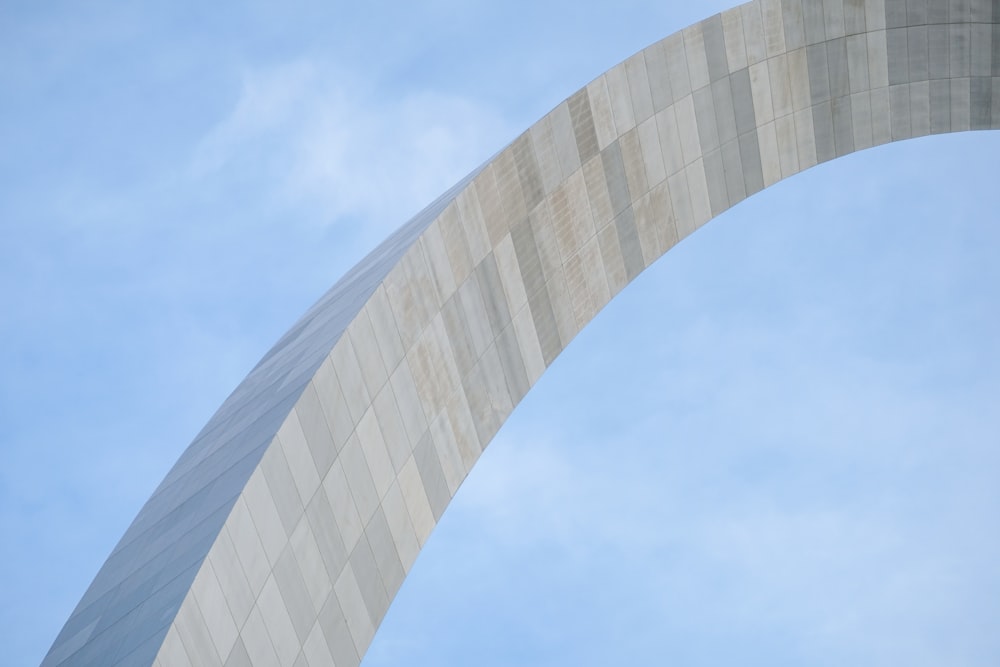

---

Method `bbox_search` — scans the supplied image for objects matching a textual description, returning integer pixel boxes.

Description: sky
[1,1,998,666]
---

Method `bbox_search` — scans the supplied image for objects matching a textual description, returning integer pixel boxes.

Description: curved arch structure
[43,1,999,665]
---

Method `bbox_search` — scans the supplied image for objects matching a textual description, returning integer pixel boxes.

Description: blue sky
[2,1,998,665]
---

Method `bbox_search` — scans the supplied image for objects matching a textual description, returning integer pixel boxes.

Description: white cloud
[192,61,318,176]
[192,60,515,237]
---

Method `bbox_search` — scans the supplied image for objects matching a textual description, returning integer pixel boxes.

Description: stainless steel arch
[43,1,999,665]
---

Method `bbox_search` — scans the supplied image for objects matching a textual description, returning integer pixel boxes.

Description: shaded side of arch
[42,0,999,665]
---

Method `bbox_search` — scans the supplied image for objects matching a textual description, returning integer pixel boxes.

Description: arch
[42,1,999,665]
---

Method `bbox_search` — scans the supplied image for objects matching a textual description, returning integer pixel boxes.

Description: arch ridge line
[43,0,999,665]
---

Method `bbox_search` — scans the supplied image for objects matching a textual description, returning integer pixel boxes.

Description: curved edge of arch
[43,0,999,665]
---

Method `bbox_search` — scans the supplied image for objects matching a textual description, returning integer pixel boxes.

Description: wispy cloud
[192,60,514,237]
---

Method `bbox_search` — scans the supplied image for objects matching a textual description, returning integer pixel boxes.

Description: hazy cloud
[193,60,514,236]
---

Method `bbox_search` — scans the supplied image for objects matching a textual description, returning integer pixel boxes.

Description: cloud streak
[192,60,514,238]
